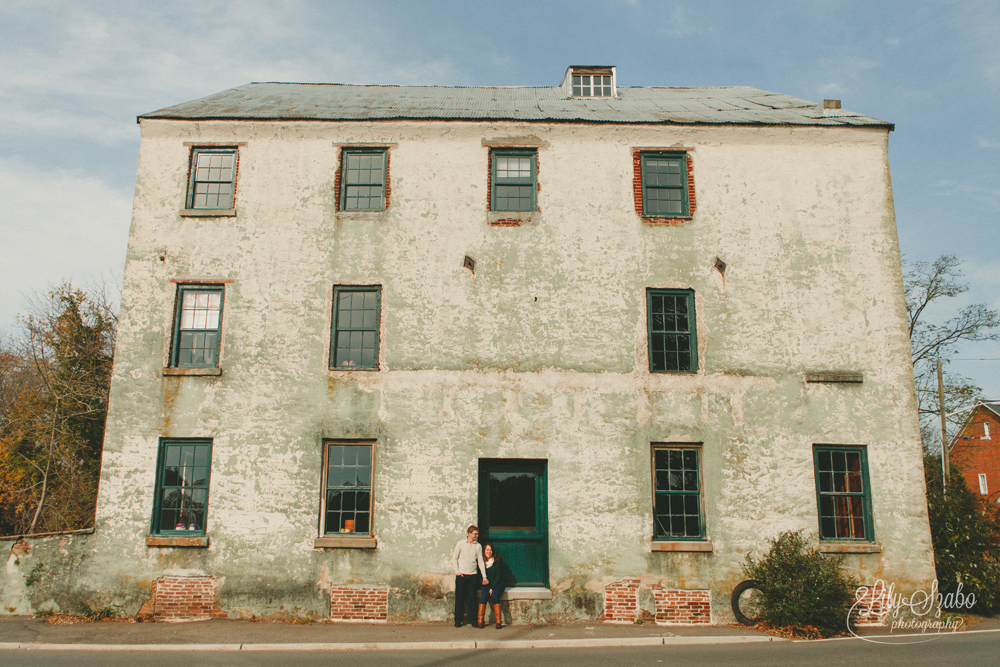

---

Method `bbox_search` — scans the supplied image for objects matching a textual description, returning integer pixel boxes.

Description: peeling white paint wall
[79,118,936,618]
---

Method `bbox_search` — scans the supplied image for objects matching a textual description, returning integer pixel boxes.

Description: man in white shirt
[452,524,487,627]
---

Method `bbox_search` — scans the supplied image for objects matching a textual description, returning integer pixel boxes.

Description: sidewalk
[0,616,782,651]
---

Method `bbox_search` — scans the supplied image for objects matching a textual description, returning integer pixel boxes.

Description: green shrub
[925,457,1000,614]
[73,602,115,621]
[743,530,857,637]
[24,563,44,587]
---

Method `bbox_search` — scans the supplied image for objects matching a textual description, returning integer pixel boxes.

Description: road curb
[0,635,784,651]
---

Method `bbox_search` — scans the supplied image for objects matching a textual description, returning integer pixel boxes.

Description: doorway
[477,459,548,588]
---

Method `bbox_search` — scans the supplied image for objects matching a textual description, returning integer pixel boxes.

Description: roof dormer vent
[561,66,617,98]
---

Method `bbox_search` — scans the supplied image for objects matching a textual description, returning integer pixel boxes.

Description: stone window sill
[314,536,377,549]
[819,542,881,554]
[502,587,552,601]
[336,210,388,221]
[488,211,536,226]
[146,536,209,548]
[180,209,237,217]
[652,541,713,553]
[805,372,864,384]
[163,367,222,377]
[641,215,692,225]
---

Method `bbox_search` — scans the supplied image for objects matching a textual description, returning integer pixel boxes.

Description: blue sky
[1,0,998,397]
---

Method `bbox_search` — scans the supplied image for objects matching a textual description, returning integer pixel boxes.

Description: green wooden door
[478,459,548,588]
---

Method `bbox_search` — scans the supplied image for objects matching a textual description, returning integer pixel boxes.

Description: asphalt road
[3,631,997,667]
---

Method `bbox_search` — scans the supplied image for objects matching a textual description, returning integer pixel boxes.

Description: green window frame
[340,149,387,211]
[647,288,697,373]
[652,445,704,540]
[171,285,224,368]
[641,152,689,217]
[572,73,613,97]
[152,438,212,536]
[187,148,237,210]
[330,285,381,369]
[321,441,374,536]
[813,445,874,541]
[491,150,536,212]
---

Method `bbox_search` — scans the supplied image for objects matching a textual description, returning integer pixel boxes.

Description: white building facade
[5,68,936,624]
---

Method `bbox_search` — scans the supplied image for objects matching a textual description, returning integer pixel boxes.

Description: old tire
[731,579,762,626]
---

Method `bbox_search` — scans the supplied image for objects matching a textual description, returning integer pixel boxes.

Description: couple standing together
[452,524,513,628]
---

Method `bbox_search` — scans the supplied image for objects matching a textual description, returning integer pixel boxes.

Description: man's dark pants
[454,574,479,626]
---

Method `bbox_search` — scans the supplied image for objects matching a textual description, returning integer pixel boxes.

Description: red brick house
[950,401,1000,504]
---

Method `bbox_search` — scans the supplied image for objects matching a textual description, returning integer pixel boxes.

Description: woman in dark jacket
[478,543,511,628]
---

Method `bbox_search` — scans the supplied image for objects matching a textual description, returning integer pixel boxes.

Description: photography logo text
[850,579,973,643]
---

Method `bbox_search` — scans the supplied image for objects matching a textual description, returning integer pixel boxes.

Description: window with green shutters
[321,441,374,535]
[491,150,536,212]
[187,148,237,210]
[171,285,224,368]
[340,149,387,211]
[641,152,689,216]
[647,288,697,373]
[330,285,381,369]
[152,439,212,536]
[652,446,704,540]
[813,445,874,541]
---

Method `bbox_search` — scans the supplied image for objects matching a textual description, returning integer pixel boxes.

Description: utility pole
[937,359,949,494]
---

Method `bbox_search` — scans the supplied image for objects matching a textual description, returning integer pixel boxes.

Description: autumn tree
[0,284,116,535]
[904,255,999,451]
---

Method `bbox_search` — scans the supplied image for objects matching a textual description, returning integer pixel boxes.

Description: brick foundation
[137,574,228,622]
[329,584,389,622]
[651,586,712,625]
[852,582,891,627]
[604,579,712,625]
[603,578,640,622]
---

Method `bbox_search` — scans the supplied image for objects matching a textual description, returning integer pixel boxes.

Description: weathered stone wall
[2,118,936,622]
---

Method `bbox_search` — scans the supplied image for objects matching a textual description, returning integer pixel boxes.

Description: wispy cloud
[0,1,465,147]
[0,158,131,329]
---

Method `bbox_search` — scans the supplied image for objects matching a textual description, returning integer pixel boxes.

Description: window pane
[819,471,832,493]
[327,490,342,511]
[666,449,681,470]
[327,465,342,489]
[682,450,697,469]
[488,472,536,529]
[669,470,683,491]
[342,446,357,466]
[342,491,356,512]
[684,495,698,514]
[356,490,371,514]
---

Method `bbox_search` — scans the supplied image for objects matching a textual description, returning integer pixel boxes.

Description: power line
[949,358,1000,361]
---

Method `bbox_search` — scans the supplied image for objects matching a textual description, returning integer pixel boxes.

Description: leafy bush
[925,457,1000,614]
[743,530,857,637]
[74,602,116,621]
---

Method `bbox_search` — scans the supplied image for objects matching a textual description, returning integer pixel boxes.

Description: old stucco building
[4,67,936,623]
